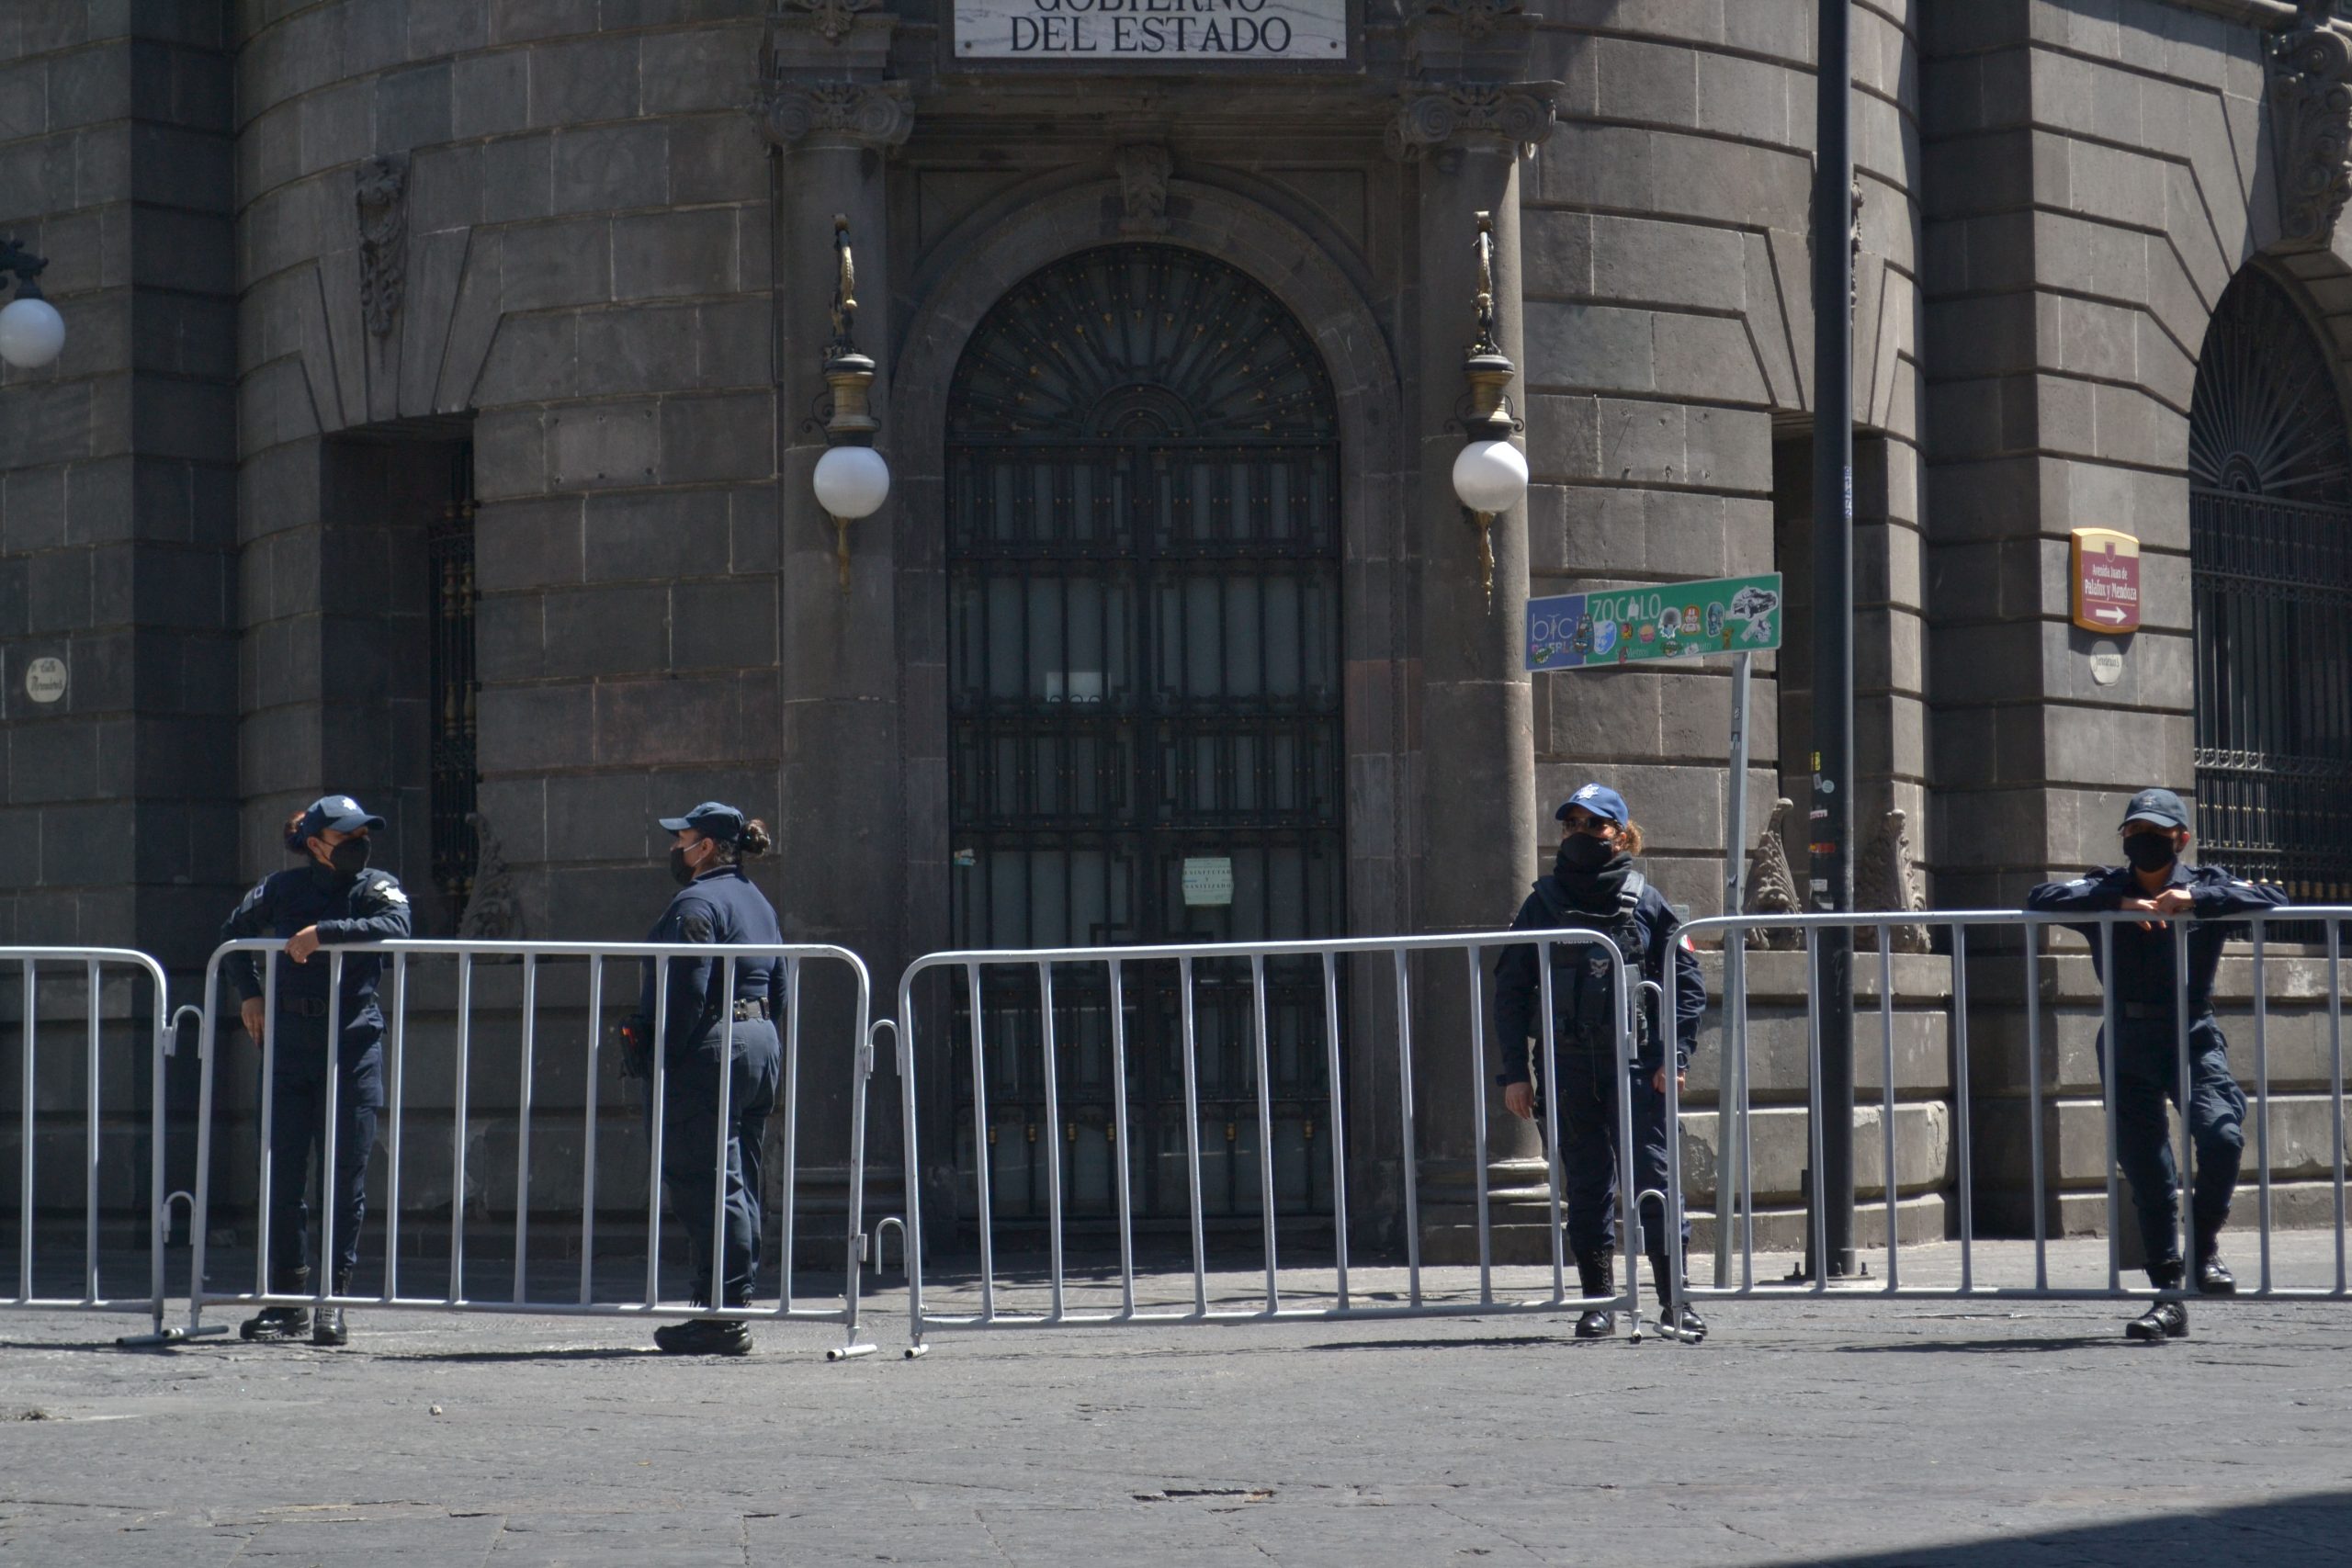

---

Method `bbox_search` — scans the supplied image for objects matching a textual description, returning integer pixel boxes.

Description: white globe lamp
[0,293,64,370]
[812,443,891,521]
[1452,437,1528,516]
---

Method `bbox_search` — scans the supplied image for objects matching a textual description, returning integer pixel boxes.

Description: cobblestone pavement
[3,1236,2349,1566]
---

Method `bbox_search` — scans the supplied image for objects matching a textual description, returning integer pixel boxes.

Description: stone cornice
[756,78,915,152]
[1386,80,1561,160]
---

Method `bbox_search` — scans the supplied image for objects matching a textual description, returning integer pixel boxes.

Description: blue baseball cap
[2120,787,2189,832]
[1555,783,1628,825]
[658,800,746,842]
[300,795,385,839]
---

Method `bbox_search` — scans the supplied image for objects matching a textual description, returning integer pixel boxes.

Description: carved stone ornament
[1418,0,1522,40]
[456,810,522,942]
[355,153,410,340]
[2268,2,2352,252]
[1740,798,1805,951]
[1114,144,1174,235]
[1854,807,1929,954]
[757,79,914,151]
[1387,82,1561,160]
[790,0,878,44]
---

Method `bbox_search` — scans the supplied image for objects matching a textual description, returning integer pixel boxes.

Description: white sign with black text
[954,0,1347,62]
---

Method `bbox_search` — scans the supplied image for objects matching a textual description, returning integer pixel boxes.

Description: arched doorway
[944,244,1344,1228]
[2188,268,2352,903]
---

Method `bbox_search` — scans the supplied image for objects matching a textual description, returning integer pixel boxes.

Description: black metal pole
[1810,0,1859,1278]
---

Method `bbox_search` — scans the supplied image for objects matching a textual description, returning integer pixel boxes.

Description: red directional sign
[2070,527,2141,634]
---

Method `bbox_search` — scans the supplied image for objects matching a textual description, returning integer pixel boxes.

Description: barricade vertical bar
[1037,959,1066,1322]
[84,959,99,1302]
[2173,919,2193,1288]
[1877,932,1895,1292]
[2117,926,2135,1297]
[1180,955,1208,1315]
[780,957,802,1312]
[1536,939,1566,1305]
[709,956,738,1315]
[452,953,472,1304]
[258,951,277,1297]
[1250,953,1280,1314]
[837,968,874,1358]
[515,954,538,1303]
[2026,922,2047,1292]
[17,959,31,1303]
[965,963,995,1320]
[1617,950,1644,1332]
[1716,932,1747,1289]
[1804,924,1826,1294]
[646,963,669,1308]
[386,955,406,1302]
[1952,923,1973,1294]
[898,994,931,1354]
[2330,919,2345,1295]
[1320,953,1351,1312]
[581,955,603,1306]
[1464,945,1491,1307]
[322,952,345,1308]
[1108,958,1136,1318]
[1393,950,1421,1307]
[1663,956,1685,1329]
[1737,931,1755,1290]
[186,962,221,1334]
[146,980,171,1330]
[2254,924,2271,1294]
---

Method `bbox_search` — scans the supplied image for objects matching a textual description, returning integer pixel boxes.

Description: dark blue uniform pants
[654,1020,782,1307]
[1552,1047,1690,1262]
[261,1031,383,1282]
[2099,1017,2245,1269]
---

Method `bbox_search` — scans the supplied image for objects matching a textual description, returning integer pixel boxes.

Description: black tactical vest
[1530,870,1650,1051]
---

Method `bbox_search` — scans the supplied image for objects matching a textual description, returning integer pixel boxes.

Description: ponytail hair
[1615,819,1646,857]
[282,809,311,855]
[734,818,773,859]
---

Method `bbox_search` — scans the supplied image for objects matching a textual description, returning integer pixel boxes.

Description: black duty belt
[731,998,773,1022]
[275,998,339,1019]
[2120,1003,2214,1023]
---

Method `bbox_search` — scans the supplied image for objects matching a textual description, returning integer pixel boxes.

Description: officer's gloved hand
[615,1013,654,1079]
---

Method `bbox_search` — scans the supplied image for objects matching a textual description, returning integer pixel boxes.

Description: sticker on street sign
[1525,572,1782,671]
[2070,527,2141,633]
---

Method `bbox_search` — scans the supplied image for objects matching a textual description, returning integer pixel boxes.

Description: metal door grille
[2190,269,2352,912]
[944,246,1343,1226]
[428,447,480,929]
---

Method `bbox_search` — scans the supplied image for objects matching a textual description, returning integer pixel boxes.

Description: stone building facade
[3,0,2349,1258]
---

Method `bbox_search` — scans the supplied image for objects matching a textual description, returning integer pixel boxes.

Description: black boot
[1573,1252,1617,1339]
[653,1316,753,1356]
[1647,1252,1707,1343]
[2127,1262,2190,1341]
[240,1268,311,1343]
[2193,1229,2236,1295]
[311,1270,351,1347]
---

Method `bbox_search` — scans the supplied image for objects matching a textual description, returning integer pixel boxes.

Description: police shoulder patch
[679,911,717,943]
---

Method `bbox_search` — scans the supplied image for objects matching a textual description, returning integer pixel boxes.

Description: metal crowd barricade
[0,947,203,1345]
[890,929,1646,1356]
[184,938,878,1358]
[1674,907,2350,1315]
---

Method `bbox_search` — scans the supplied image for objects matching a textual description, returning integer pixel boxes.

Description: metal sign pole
[1716,652,1751,1284]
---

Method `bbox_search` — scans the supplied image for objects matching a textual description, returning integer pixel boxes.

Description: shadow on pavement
[1739,1490,2352,1566]
[1826,1336,2127,1355]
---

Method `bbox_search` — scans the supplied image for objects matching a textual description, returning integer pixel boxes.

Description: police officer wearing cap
[625,801,785,1355]
[2026,786,2287,1341]
[219,795,413,1346]
[1494,783,1707,1340]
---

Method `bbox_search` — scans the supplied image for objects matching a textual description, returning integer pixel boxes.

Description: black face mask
[327,838,371,877]
[670,846,697,886]
[2122,832,2178,874]
[1556,831,1616,874]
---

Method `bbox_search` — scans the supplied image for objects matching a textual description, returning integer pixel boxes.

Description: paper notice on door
[1181,857,1234,907]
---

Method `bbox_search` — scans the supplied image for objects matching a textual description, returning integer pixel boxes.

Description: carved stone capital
[355,152,410,340]
[757,78,914,152]
[787,0,880,44]
[1387,81,1561,161]
[2267,2,2352,251]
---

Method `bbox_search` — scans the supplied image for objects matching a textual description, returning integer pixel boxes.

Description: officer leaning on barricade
[219,795,413,1348]
[2025,786,2287,1342]
[616,801,786,1357]
[1494,783,1708,1342]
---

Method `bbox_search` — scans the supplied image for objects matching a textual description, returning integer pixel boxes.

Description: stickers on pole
[1524,572,1782,671]
[2069,527,2141,634]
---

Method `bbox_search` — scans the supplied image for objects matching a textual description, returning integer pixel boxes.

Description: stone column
[1395,85,1555,1261]
[756,49,913,1255]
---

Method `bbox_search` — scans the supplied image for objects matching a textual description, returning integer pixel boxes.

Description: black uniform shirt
[1493,875,1704,1081]
[2023,860,2287,1010]
[220,863,413,1014]
[638,864,787,1046]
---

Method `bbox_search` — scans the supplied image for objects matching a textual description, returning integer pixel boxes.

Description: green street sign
[1523,572,1783,671]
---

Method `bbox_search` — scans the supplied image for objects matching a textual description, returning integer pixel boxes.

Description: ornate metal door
[944,245,1344,1227]
[2188,269,2352,911]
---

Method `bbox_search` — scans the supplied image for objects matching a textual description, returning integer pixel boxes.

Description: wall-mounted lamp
[1450,211,1527,606]
[812,215,889,592]
[0,239,66,370]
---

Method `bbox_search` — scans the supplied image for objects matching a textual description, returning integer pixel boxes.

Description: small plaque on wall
[2070,527,2142,634]
[953,0,1348,62]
